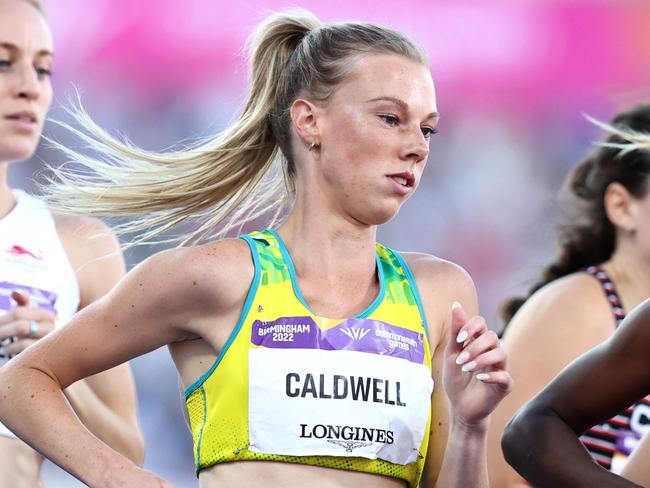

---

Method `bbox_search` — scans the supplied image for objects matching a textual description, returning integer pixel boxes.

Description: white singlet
[0,189,80,438]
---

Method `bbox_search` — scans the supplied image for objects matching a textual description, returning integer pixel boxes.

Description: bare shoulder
[400,252,476,347]
[400,251,475,302]
[400,251,471,282]
[54,215,119,263]
[505,271,614,347]
[125,238,255,316]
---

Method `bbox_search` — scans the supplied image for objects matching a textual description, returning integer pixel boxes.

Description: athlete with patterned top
[0,9,511,488]
[502,298,650,487]
[488,104,650,487]
[0,1,143,486]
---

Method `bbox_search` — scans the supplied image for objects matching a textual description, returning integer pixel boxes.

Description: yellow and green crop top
[184,229,433,487]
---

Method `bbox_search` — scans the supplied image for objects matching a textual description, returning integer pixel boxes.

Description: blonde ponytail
[43,8,426,246]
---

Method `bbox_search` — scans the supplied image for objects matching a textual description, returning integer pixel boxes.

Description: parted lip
[387,171,415,187]
[4,110,38,123]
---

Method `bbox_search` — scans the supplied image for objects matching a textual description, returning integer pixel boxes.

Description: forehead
[335,53,437,112]
[0,0,53,54]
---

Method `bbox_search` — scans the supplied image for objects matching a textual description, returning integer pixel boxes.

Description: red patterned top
[579,265,650,473]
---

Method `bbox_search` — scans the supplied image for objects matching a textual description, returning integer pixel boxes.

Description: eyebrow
[366,96,439,120]
[0,42,54,58]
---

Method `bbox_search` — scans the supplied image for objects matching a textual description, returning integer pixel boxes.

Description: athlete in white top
[0,1,143,486]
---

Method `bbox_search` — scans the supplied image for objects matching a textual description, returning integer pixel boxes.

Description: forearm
[502,409,641,488]
[434,417,489,488]
[64,379,144,465]
[0,364,136,487]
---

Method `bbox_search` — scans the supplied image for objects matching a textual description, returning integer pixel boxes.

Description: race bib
[611,404,650,474]
[248,316,433,465]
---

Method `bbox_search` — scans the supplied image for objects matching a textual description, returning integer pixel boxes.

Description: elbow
[501,404,549,481]
[501,414,529,472]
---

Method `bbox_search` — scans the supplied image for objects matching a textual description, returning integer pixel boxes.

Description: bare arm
[0,241,245,487]
[487,274,615,487]
[413,258,512,488]
[57,216,143,464]
[502,299,650,487]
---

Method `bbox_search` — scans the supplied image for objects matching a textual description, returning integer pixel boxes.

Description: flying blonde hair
[587,114,650,155]
[43,9,426,246]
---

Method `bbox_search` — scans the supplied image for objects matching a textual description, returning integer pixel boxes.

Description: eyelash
[379,114,438,138]
[36,67,52,78]
[421,127,439,138]
[0,60,52,78]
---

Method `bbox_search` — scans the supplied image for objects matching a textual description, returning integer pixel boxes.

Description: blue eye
[380,114,399,126]
[35,67,52,79]
[421,127,438,139]
[0,60,10,69]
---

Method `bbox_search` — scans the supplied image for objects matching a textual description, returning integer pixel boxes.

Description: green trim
[266,229,385,319]
[195,386,207,472]
[183,235,261,398]
[393,249,430,341]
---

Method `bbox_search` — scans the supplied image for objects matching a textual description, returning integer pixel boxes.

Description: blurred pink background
[9,1,650,486]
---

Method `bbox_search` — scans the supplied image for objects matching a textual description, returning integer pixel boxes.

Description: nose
[401,125,429,163]
[12,62,41,101]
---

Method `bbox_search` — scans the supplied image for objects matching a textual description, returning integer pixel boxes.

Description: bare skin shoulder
[488,271,617,487]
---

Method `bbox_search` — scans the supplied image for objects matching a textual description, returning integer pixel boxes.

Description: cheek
[40,81,53,112]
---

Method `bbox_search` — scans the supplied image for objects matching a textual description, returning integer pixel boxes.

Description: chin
[0,143,39,163]
[361,205,402,226]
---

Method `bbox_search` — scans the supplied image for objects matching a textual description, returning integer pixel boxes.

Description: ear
[604,182,636,233]
[289,98,320,147]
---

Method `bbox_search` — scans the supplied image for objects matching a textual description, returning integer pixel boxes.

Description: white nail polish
[455,352,468,365]
[476,373,490,381]
[462,361,477,372]
[456,330,468,343]
[452,301,461,310]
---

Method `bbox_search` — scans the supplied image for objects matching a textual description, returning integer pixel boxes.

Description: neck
[0,162,16,220]
[278,191,378,283]
[603,239,650,311]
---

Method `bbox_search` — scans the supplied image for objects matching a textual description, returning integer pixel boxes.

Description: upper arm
[55,215,126,309]
[535,299,650,434]
[7,241,242,391]
[404,254,478,486]
[56,216,137,415]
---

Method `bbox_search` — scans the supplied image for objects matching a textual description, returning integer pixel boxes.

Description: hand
[442,302,512,426]
[0,291,57,357]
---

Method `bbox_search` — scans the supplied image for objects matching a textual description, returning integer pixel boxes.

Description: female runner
[0,9,510,488]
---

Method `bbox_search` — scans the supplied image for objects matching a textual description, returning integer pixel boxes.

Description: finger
[458,346,506,374]
[0,319,55,340]
[455,329,500,370]
[475,371,513,392]
[0,306,57,326]
[11,290,30,307]
[448,301,468,354]
[1,338,37,356]
[0,319,30,340]
[455,315,488,347]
